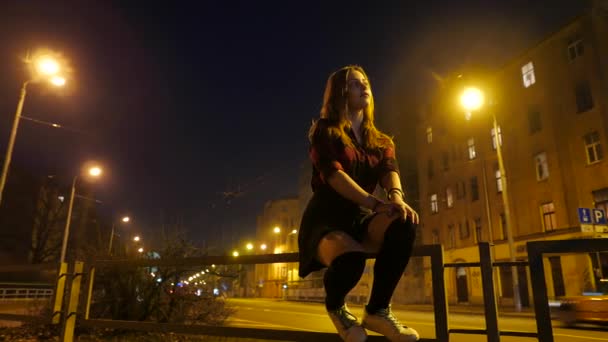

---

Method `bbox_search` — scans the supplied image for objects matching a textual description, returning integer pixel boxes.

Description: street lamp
[137,247,144,253]
[246,243,253,251]
[0,51,68,207]
[461,87,522,312]
[60,165,103,263]
[133,235,141,242]
[108,216,131,256]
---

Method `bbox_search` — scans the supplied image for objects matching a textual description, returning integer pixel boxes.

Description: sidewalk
[389,303,536,318]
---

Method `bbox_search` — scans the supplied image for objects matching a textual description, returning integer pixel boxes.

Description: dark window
[528,109,542,134]
[549,256,566,297]
[575,81,594,113]
[441,151,449,171]
[500,213,508,240]
[457,181,467,199]
[474,218,482,243]
[460,220,470,239]
[568,39,584,61]
[470,176,479,201]
[428,159,434,179]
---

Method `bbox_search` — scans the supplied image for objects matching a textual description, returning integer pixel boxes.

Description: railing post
[527,242,553,342]
[52,262,68,324]
[430,244,449,341]
[61,261,84,342]
[85,266,95,320]
[479,242,500,342]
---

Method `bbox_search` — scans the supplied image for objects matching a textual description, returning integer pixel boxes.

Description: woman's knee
[384,218,417,246]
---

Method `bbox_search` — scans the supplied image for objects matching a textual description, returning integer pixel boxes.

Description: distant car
[557,294,608,326]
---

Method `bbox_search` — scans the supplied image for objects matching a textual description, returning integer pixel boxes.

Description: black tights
[323,219,416,312]
[366,218,417,314]
[323,251,367,311]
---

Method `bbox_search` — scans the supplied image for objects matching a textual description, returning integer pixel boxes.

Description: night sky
[0,1,585,250]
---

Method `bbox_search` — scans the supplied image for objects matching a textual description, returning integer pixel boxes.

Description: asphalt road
[226,298,608,342]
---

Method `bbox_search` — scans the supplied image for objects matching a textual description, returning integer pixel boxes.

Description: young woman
[298,65,420,342]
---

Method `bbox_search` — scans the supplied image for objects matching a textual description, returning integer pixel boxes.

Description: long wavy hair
[309,65,393,150]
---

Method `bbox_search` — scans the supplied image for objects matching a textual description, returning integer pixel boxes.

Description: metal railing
[0,287,53,300]
[0,238,606,341]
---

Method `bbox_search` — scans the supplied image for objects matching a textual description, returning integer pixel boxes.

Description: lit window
[567,39,584,61]
[467,138,476,159]
[522,62,536,88]
[490,126,502,150]
[495,168,503,193]
[584,131,603,164]
[431,194,439,213]
[535,152,549,181]
[426,127,433,143]
[541,202,557,231]
[446,187,454,208]
[58,196,65,202]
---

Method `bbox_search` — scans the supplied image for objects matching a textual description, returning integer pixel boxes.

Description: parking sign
[592,208,607,225]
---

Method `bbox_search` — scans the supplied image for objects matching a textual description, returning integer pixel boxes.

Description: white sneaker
[327,304,368,342]
[362,305,419,342]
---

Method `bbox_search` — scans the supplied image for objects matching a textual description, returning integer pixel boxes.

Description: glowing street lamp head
[460,87,484,112]
[260,244,267,251]
[137,247,144,253]
[291,229,298,234]
[49,76,66,87]
[122,216,130,223]
[246,243,253,250]
[273,226,281,234]
[88,166,102,177]
[36,56,60,76]
[232,250,239,257]
[133,235,140,242]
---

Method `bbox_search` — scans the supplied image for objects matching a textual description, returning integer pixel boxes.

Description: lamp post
[0,52,67,207]
[59,166,102,264]
[108,216,130,256]
[461,87,522,312]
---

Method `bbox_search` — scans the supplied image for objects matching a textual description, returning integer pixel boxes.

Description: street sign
[592,208,607,225]
[578,207,592,224]
[595,225,608,233]
[581,224,594,233]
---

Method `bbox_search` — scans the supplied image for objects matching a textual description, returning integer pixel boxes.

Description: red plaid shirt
[309,119,399,194]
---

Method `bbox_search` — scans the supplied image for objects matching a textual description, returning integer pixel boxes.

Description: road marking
[554,333,608,341]
[228,318,320,332]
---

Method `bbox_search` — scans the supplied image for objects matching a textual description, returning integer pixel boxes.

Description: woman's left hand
[389,197,419,224]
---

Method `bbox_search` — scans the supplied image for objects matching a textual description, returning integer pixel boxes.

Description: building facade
[416,6,608,306]
[254,197,300,298]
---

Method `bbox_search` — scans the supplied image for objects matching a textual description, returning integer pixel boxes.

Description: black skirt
[298,187,376,278]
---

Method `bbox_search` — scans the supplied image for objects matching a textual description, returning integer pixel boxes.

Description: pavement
[284,298,537,318]
[389,302,536,318]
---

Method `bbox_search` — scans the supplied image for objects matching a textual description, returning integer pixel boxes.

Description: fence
[0,238,606,341]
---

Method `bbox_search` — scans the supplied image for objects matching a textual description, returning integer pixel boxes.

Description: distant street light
[232,250,239,257]
[60,165,103,263]
[460,86,521,312]
[0,51,68,207]
[273,226,281,234]
[137,247,144,253]
[246,243,253,250]
[108,215,131,255]
[260,244,267,251]
[133,235,141,242]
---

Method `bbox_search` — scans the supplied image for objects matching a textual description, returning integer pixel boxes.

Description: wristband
[387,188,405,201]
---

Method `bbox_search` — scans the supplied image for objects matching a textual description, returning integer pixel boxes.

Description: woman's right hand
[373,201,405,219]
